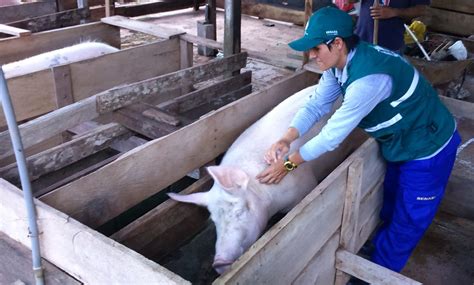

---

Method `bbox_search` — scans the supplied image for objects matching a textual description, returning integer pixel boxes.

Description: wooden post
[334,158,364,285]
[303,0,312,66]
[105,0,111,17]
[77,0,88,23]
[372,0,379,45]
[224,0,241,57]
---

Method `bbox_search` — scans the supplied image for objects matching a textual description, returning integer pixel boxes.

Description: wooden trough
[4,66,471,283]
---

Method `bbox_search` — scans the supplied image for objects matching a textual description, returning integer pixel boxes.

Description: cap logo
[326,30,338,36]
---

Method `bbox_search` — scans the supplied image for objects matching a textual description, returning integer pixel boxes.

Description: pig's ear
[168,192,209,207]
[207,166,249,192]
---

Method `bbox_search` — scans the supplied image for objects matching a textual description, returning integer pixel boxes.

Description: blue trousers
[371,130,461,272]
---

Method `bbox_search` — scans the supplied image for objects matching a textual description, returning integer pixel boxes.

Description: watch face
[284,161,295,171]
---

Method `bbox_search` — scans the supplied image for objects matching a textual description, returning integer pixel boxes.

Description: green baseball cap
[289,6,354,51]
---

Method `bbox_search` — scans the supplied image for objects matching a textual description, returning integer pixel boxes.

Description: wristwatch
[283,155,298,171]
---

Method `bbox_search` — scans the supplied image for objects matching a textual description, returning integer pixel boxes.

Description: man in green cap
[257,6,460,275]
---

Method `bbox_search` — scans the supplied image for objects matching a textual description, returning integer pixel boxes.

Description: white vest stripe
[390,69,419,107]
[365,113,403,132]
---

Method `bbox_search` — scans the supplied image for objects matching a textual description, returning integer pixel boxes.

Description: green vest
[341,42,455,162]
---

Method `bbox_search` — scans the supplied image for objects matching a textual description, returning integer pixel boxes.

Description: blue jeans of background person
[372,130,461,272]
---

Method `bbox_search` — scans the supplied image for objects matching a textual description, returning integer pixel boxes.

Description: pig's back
[222,85,322,213]
[3,42,118,79]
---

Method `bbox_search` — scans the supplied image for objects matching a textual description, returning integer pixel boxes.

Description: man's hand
[256,159,288,184]
[264,139,290,164]
[370,6,398,19]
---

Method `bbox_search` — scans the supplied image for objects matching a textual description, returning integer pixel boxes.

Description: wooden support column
[224,0,241,57]
[335,158,364,285]
[303,0,312,66]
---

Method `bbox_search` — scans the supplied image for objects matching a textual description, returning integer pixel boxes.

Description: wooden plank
[0,96,98,161]
[291,232,339,285]
[142,107,181,126]
[424,7,474,36]
[114,0,205,17]
[0,24,31,36]
[0,231,80,285]
[110,176,212,261]
[179,38,193,69]
[0,2,56,24]
[431,0,474,14]
[0,179,189,284]
[70,38,180,101]
[39,71,318,228]
[95,52,248,113]
[0,123,128,185]
[57,0,103,10]
[52,65,74,109]
[1,69,57,128]
[440,95,474,120]
[0,22,120,65]
[180,33,223,50]
[7,8,90,34]
[215,168,347,284]
[34,153,121,198]
[335,249,422,285]
[242,3,304,26]
[356,179,383,251]
[101,15,185,39]
[1,38,179,130]
[113,103,180,139]
[159,71,252,113]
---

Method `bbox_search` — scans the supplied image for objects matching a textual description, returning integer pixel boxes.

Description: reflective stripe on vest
[364,68,418,133]
[390,68,419,108]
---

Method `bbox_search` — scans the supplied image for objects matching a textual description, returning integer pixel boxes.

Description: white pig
[2,42,118,79]
[169,85,325,274]
[0,0,21,7]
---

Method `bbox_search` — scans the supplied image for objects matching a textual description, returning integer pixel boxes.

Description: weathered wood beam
[217,0,305,25]
[0,96,98,161]
[0,123,128,185]
[334,158,363,285]
[423,7,474,36]
[96,52,247,113]
[431,0,474,14]
[6,7,90,34]
[33,152,121,198]
[110,175,212,261]
[0,2,56,24]
[114,0,206,18]
[0,179,190,284]
[101,15,185,39]
[113,103,180,139]
[142,106,181,126]
[0,24,31,37]
[159,70,251,113]
[180,33,223,50]
[335,249,422,285]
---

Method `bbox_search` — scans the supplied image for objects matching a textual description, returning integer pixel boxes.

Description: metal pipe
[0,68,44,285]
[404,24,431,61]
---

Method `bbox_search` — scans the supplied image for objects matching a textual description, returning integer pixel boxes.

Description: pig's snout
[213,258,233,274]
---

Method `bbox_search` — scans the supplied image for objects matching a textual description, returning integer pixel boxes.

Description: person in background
[355,0,430,52]
[257,6,460,275]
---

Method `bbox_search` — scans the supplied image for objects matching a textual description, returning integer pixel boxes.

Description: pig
[168,84,325,274]
[0,0,21,7]
[2,42,119,79]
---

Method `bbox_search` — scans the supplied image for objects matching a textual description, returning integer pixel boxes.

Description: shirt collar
[334,48,356,85]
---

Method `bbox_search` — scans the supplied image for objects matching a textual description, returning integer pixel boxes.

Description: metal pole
[0,68,44,285]
[224,0,241,57]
